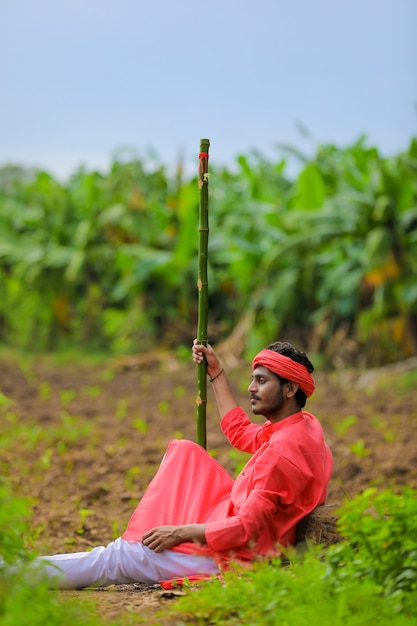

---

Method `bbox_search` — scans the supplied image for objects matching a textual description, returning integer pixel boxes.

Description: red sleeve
[221,407,263,453]
[205,447,308,552]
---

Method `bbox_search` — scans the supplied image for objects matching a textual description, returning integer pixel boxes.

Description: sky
[1,0,416,181]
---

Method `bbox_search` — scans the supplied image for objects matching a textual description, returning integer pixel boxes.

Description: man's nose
[248,380,256,392]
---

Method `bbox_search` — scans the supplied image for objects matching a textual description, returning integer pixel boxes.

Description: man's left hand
[142,524,206,552]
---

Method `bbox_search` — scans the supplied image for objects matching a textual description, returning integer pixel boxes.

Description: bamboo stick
[196,138,210,448]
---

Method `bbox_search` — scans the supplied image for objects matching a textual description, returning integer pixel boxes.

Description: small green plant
[124,466,141,490]
[131,417,148,433]
[394,368,417,393]
[228,448,251,476]
[20,422,44,450]
[173,385,186,398]
[0,479,31,564]
[115,398,128,419]
[100,368,115,382]
[349,438,371,458]
[370,415,397,443]
[334,414,358,436]
[54,411,92,442]
[0,391,15,411]
[112,520,122,540]
[56,440,68,456]
[76,507,94,535]
[158,399,169,414]
[59,388,76,407]
[38,381,51,401]
[38,448,53,471]
[82,385,102,398]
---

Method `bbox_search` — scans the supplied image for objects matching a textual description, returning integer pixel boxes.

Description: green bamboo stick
[196,138,210,449]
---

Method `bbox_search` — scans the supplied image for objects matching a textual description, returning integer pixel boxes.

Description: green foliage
[0,480,31,565]
[1,138,416,363]
[0,579,105,626]
[349,438,371,458]
[171,489,417,625]
[0,480,108,625]
[326,488,417,611]
[333,414,358,436]
[172,555,413,625]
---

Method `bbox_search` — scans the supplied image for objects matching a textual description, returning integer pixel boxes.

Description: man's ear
[286,381,299,398]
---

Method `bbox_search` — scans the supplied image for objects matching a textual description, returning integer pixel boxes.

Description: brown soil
[2,351,417,624]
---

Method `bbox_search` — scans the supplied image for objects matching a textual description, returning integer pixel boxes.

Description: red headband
[252,349,315,397]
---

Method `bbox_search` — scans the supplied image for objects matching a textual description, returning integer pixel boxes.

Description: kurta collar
[259,411,304,443]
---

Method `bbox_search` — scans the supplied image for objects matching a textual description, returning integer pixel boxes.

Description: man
[33,340,332,589]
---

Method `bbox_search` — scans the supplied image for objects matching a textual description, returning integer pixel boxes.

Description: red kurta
[122,407,333,564]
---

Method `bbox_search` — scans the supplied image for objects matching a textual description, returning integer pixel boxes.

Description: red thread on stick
[198,152,209,178]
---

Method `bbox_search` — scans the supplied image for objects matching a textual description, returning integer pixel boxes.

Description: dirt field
[2,349,417,624]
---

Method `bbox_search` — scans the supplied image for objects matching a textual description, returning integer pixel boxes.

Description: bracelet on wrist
[209,368,224,383]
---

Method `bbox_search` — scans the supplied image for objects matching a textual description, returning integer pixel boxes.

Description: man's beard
[251,387,285,417]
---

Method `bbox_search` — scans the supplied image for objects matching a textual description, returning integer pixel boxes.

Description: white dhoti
[34,537,219,589]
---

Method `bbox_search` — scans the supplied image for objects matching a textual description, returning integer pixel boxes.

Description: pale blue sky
[1,0,416,180]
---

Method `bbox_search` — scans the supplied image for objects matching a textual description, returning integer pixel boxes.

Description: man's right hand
[192,339,222,380]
